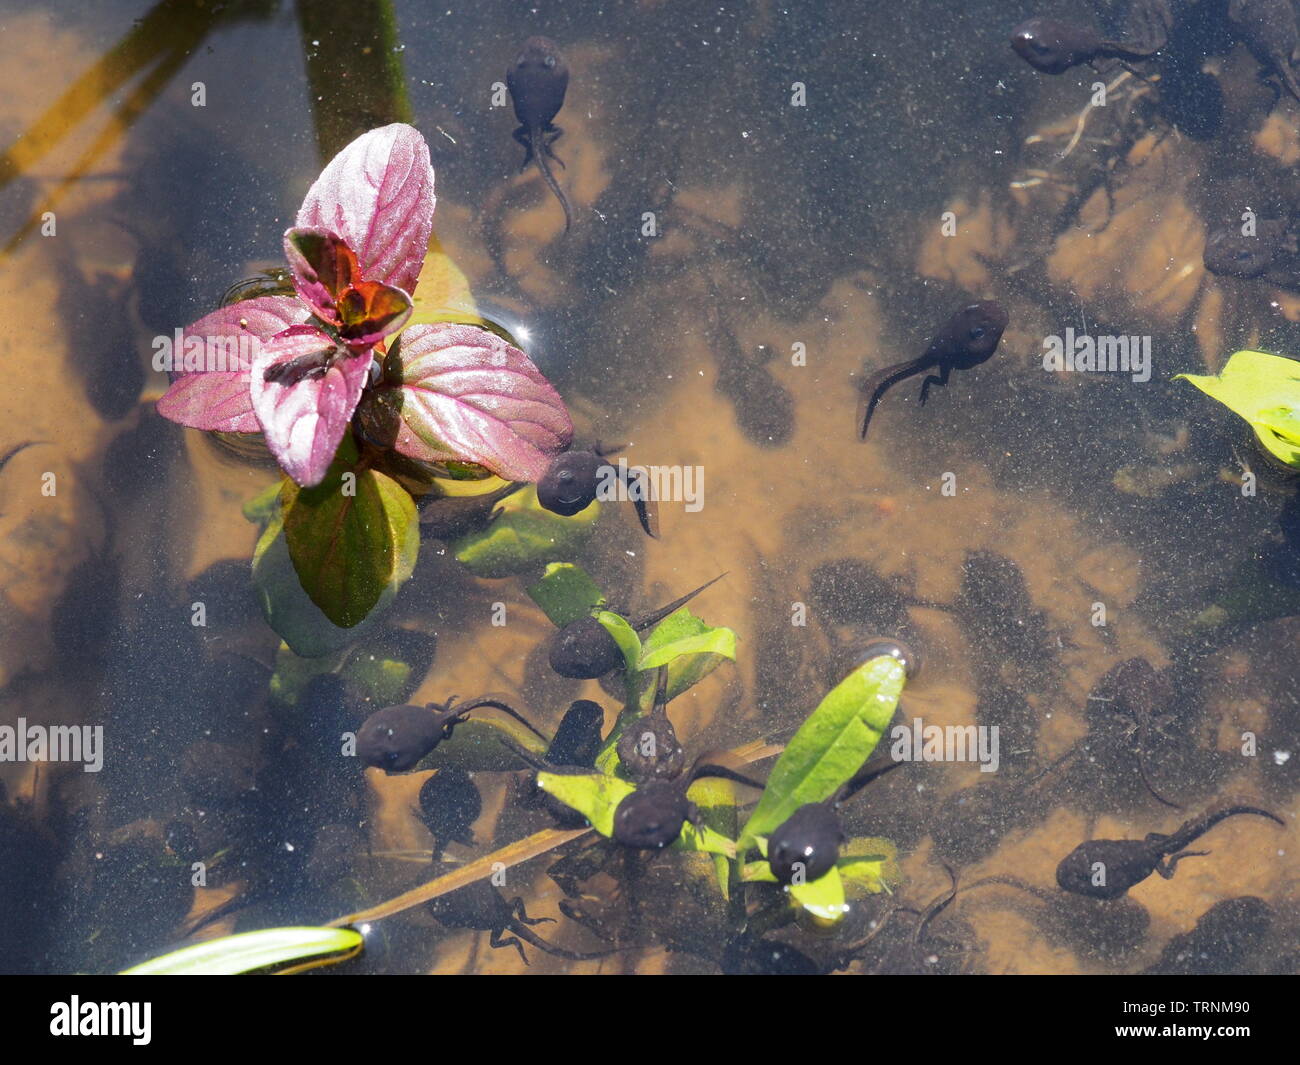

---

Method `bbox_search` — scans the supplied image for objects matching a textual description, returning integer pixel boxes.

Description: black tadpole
[535,446,658,538]
[548,573,726,679]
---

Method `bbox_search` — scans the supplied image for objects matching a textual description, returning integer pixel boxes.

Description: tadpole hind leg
[1158,850,1209,879]
[543,124,566,168]
[918,364,951,406]
[510,897,555,927]
[490,927,531,964]
[512,126,535,171]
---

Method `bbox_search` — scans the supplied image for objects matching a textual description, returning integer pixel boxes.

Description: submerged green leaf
[537,770,636,836]
[120,926,363,975]
[526,562,607,627]
[452,485,598,578]
[281,441,419,628]
[252,497,390,657]
[638,608,735,668]
[740,654,907,849]
[838,837,902,899]
[1175,350,1300,468]
[788,865,849,925]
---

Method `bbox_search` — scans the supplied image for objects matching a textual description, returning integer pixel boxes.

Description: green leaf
[687,777,740,896]
[120,926,363,975]
[281,443,419,628]
[537,770,637,836]
[838,836,902,899]
[740,655,907,850]
[420,716,548,772]
[675,820,736,857]
[452,485,598,578]
[638,607,737,670]
[252,499,388,658]
[1175,350,1300,468]
[596,611,643,672]
[526,562,607,628]
[788,866,849,925]
[242,479,284,527]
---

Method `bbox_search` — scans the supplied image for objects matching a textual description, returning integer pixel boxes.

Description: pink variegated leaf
[156,296,307,432]
[283,227,412,347]
[294,123,434,295]
[249,325,371,487]
[377,323,573,483]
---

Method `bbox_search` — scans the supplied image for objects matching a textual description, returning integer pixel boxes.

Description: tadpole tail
[837,756,907,804]
[532,140,572,232]
[455,698,549,742]
[917,871,1055,947]
[1136,748,1182,810]
[1174,805,1286,850]
[494,734,551,771]
[636,572,728,631]
[691,762,767,791]
[857,357,929,440]
[510,920,617,961]
[0,440,44,474]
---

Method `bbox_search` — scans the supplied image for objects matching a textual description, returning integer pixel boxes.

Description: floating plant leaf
[283,227,413,347]
[156,297,307,432]
[294,122,434,296]
[452,485,598,578]
[281,437,419,628]
[375,322,574,482]
[1175,350,1300,468]
[120,926,363,975]
[537,770,637,836]
[408,233,478,326]
[527,562,608,628]
[839,837,902,899]
[250,325,371,488]
[788,866,849,926]
[739,654,907,849]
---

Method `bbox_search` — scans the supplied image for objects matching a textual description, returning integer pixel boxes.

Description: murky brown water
[1,0,1298,974]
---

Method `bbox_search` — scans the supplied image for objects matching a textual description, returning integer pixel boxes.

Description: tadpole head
[546,699,606,767]
[356,704,442,773]
[548,615,625,679]
[1010,18,1082,74]
[850,637,920,681]
[418,767,482,847]
[536,450,601,516]
[768,803,844,885]
[612,781,692,849]
[616,714,686,781]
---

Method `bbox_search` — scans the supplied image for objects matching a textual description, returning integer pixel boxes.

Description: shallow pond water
[1,0,1298,975]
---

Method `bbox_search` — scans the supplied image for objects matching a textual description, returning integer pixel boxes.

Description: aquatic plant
[518,563,904,926]
[154,124,574,630]
[1175,350,1300,469]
